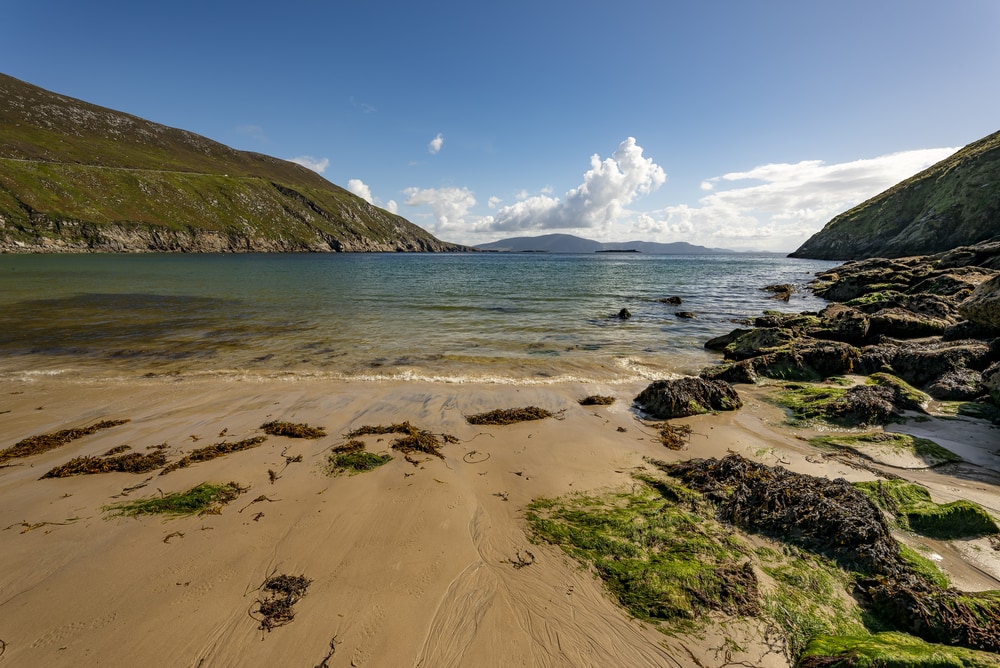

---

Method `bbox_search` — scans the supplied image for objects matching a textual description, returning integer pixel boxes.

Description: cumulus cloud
[288,156,330,174]
[488,137,666,232]
[347,178,399,214]
[404,186,477,234]
[428,133,444,155]
[634,147,957,250]
[347,178,372,203]
[487,196,502,209]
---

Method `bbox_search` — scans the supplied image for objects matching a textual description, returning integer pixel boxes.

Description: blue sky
[3,0,998,251]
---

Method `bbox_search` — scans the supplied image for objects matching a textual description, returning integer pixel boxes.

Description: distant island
[476,233,737,254]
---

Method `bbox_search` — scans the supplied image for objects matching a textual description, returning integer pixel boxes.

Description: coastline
[2,371,998,667]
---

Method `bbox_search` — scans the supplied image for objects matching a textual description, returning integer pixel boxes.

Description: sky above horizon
[3,1,998,252]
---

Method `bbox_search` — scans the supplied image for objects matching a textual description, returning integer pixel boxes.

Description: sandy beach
[1,373,998,667]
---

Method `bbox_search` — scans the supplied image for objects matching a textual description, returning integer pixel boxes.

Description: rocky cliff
[790,130,1000,260]
[0,73,465,253]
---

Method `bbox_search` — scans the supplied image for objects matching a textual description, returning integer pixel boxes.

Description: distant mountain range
[476,233,736,254]
[0,72,466,253]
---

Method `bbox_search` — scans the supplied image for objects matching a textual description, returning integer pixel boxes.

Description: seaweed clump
[465,406,553,425]
[799,631,1000,667]
[659,454,903,577]
[854,480,999,540]
[251,573,312,632]
[105,481,246,517]
[160,436,267,475]
[41,449,168,479]
[658,454,1000,654]
[657,423,692,450]
[260,421,326,439]
[345,422,454,459]
[325,440,392,475]
[579,395,616,406]
[0,419,130,463]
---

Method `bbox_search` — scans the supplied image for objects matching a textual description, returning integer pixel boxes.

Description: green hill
[790,130,1000,260]
[0,73,465,252]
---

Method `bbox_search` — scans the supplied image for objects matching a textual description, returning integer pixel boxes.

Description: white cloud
[288,156,330,173]
[347,178,373,203]
[633,147,957,251]
[403,186,477,235]
[487,196,502,209]
[347,179,399,214]
[488,137,666,232]
[428,133,444,155]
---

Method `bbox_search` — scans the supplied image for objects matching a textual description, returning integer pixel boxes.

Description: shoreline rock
[699,240,1000,416]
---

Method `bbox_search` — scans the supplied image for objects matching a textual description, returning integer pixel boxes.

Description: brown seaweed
[579,395,616,406]
[260,421,326,439]
[345,422,453,459]
[160,436,267,475]
[41,450,168,479]
[657,423,692,450]
[0,419,130,464]
[465,407,553,425]
[251,573,311,632]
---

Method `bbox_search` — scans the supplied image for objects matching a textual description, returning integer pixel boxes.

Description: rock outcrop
[790,130,1000,260]
[702,240,1000,410]
[0,73,467,253]
[634,377,742,419]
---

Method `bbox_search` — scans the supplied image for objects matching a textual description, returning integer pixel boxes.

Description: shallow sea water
[0,252,838,384]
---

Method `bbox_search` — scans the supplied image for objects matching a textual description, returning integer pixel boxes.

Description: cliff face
[790,131,1000,260]
[0,73,465,253]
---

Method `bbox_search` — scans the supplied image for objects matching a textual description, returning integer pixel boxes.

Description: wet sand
[1,374,998,667]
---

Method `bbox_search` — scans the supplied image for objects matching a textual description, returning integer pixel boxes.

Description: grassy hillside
[790,131,1000,260]
[0,73,463,252]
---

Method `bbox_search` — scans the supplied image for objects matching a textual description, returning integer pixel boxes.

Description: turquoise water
[0,253,837,384]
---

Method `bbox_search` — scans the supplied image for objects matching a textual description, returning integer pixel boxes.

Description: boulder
[959,274,1000,331]
[675,311,697,319]
[811,304,870,344]
[868,307,952,338]
[751,340,860,381]
[659,296,683,305]
[634,377,742,419]
[926,369,984,401]
[617,308,632,320]
[723,328,799,360]
[704,328,752,351]
[699,360,759,385]
[983,362,1000,404]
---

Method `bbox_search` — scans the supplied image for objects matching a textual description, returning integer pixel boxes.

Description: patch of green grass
[866,373,929,410]
[326,450,392,476]
[768,384,849,426]
[800,631,1000,667]
[854,480,999,540]
[527,477,866,660]
[527,484,758,627]
[844,290,905,308]
[899,544,950,589]
[810,432,961,467]
[105,482,245,517]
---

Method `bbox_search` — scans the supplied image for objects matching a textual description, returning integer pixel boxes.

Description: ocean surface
[0,252,838,385]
